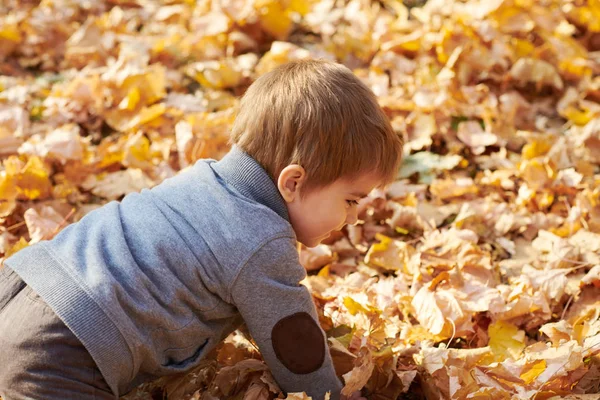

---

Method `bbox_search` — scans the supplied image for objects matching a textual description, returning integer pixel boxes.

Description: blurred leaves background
[2,0,600,399]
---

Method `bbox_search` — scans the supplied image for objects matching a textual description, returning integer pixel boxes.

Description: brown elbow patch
[271,312,326,374]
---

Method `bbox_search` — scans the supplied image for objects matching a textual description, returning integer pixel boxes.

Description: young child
[0,59,403,400]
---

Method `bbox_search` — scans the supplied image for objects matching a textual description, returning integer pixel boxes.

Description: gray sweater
[5,146,343,399]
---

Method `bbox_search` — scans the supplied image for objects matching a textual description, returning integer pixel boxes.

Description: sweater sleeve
[229,236,343,400]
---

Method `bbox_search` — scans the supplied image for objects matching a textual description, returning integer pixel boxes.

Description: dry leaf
[23,206,65,244]
[3,1,600,399]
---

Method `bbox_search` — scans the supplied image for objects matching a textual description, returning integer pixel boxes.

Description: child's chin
[303,238,322,248]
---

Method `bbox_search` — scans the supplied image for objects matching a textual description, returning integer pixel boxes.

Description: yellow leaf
[122,131,153,170]
[428,271,451,291]
[492,4,534,32]
[559,58,593,80]
[521,140,551,160]
[288,0,314,16]
[404,325,448,344]
[52,181,79,200]
[511,38,535,59]
[488,321,526,361]
[343,296,370,316]
[534,191,554,210]
[14,156,52,200]
[255,0,293,40]
[3,155,23,176]
[96,147,124,169]
[30,104,44,120]
[119,65,166,106]
[572,310,595,344]
[144,66,167,104]
[549,221,582,238]
[401,192,418,207]
[317,265,330,278]
[364,234,415,272]
[518,159,552,190]
[6,237,29,258]
[434,25,454,64]
[0,24,21,42]
[127,103,167,130]
[365,235,393,267]
[383,31,422,54]
[564,1,600,32]
[520,359,546,384]
[430,177,478,199]
[563,106,594,126]
[119,87,140,111]
[0,171,17,201]
[191,61,243,90]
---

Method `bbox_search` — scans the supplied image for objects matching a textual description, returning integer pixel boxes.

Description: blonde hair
[231,59,403,194]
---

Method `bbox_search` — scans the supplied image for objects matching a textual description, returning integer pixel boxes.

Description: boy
[0,59,403,400]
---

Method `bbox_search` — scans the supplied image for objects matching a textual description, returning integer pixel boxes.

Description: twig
[42,208,76,241]
[561,293,576,321]
[6,220,26,232]
[446,318,456,348]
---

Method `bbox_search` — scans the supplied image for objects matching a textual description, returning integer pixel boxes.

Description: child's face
[278,168,381,248]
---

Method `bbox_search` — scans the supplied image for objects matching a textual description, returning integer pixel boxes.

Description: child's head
[231,59,403,247]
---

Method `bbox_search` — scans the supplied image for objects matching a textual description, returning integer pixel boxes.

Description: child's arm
[230,236,343,400]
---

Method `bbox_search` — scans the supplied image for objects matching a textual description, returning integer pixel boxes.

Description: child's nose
[346,209,358,226]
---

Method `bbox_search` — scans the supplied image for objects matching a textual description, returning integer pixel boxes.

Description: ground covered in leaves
[1,0,600,399]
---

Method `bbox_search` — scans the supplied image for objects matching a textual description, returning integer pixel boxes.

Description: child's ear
[277,164,306,202]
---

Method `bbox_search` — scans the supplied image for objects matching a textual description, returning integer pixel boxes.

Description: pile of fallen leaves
[1,0,600,398]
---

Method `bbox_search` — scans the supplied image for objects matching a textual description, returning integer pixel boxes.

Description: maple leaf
[486,321,526,362]
[342,347,374,396]
[23,206,68,244]
[81,169,154,200]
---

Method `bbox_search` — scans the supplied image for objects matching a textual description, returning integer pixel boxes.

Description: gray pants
[0,266,115,399]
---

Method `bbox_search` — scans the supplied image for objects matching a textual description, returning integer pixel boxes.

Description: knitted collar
[212,145,290,222]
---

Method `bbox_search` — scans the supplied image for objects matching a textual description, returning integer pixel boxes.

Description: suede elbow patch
[271,312,326,374]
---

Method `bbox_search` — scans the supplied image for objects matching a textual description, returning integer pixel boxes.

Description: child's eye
[346,199,359,206]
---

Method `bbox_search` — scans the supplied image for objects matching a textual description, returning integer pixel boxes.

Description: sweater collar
[212,145,290,222]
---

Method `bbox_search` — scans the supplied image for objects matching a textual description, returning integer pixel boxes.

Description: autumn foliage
[1,0,600,399]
